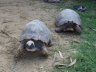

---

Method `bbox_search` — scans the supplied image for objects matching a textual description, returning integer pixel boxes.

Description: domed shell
[55,9,81,26]
[19,20,51,44]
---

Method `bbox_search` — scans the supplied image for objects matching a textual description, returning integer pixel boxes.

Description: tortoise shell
[19,20,51,44]
[55,9,81,27]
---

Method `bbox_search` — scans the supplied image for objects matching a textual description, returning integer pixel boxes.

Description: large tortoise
[55,9,82,34]
[14,20,53,59]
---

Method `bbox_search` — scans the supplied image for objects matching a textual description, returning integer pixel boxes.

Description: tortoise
[44,0,60,3]
[14,20,53,59]
[55,9,82,34]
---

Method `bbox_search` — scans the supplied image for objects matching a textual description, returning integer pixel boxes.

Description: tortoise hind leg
[74,25,82,34]
[41,45,48,57]
[55,25,66,33]
[14,43,24,60]
[48,39,53,47]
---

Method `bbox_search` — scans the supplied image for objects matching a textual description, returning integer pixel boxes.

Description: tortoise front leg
[55,25,66,33]
[74,25,82,34]
[41,45,48,57]
[14,43,24,60]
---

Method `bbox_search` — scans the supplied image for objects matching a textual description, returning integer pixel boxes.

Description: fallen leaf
[92,29,96,32]
[67,58,76,67]
[58,51,63,59]
[39,66,44,69]
[70,57,73,63]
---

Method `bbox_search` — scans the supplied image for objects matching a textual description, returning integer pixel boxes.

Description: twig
[2,21,13,24]
[55,64,67,68]
[0,29,18,42]
[1,30,10,37]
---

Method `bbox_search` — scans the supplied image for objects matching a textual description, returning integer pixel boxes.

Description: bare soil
[0,0,78,72]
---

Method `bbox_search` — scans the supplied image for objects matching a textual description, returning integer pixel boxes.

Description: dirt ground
[0,0,78,72]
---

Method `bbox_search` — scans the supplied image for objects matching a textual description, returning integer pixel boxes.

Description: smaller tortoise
[55,9,82,34]
[14,20,53,59]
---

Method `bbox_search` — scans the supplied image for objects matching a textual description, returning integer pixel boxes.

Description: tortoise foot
[75,25,82,35]
[55,28,62,33]
[41,47,48,57]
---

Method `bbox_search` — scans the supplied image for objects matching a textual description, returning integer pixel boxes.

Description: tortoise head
[67,20,75,28]
[26,40,35,50]
[68,20,73,24]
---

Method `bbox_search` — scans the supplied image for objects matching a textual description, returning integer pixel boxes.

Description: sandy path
[0,0,77,72]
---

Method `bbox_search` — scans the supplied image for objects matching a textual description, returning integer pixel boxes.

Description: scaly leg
[74,25,82,34]
[41,45,48,57]
[55,25,66,33]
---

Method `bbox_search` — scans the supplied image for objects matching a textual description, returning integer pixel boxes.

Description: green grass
[52,0,96,72]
